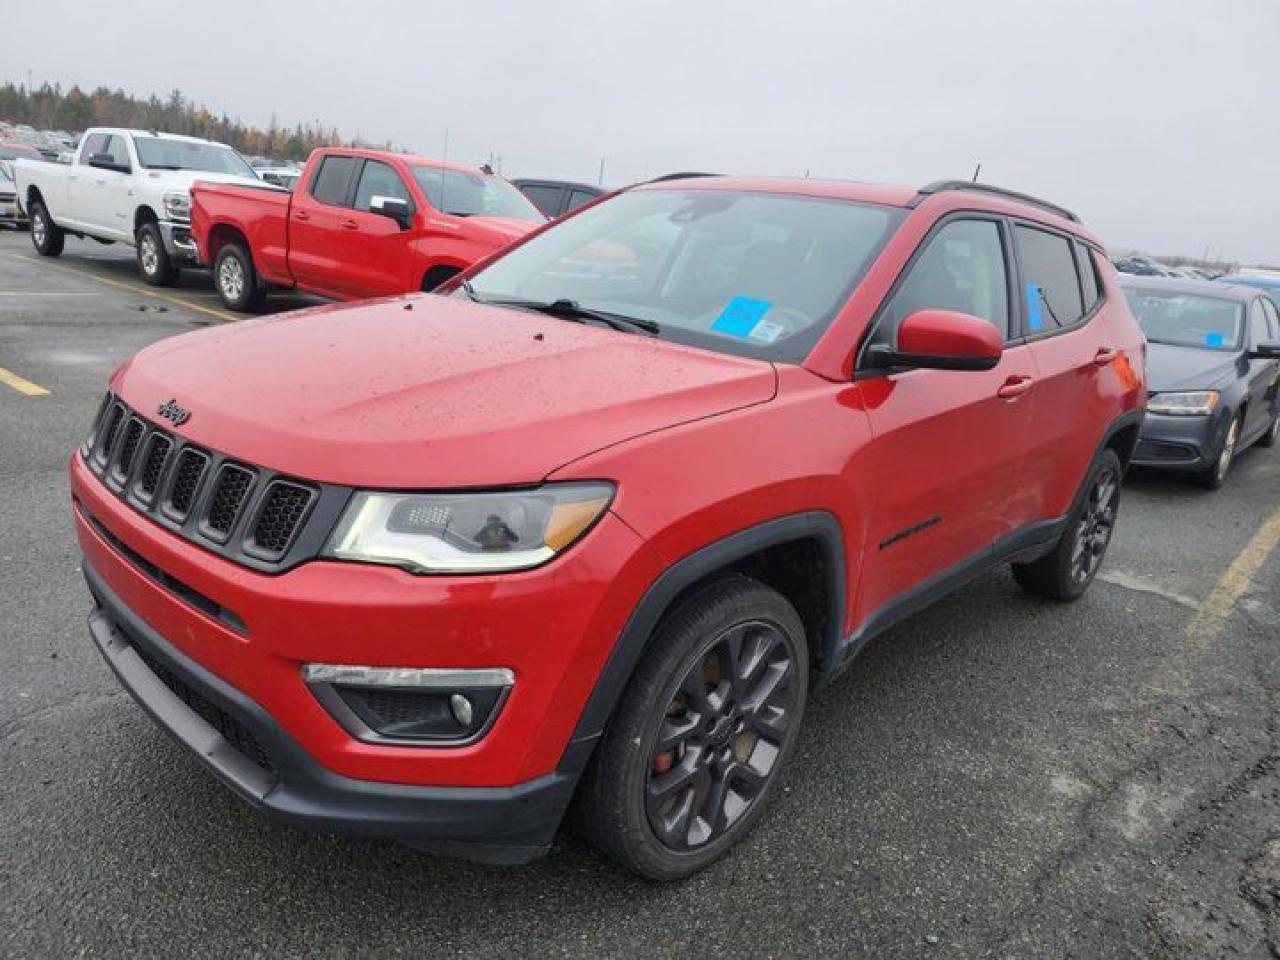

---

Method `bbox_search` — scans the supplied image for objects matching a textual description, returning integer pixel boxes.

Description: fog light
[449,693,473,727]
[302,663,512,745]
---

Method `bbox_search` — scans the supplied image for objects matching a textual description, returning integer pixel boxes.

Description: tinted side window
[874,218,1009,345]
[1261,296,1280,338]
[519,185,563,217]
[1016,226,1085,331]
[1249,299,1271,346]
[1074,242,1100,311]
[81,133,108,161]
[353,160,412,212]
[567,190,598,212]
[310,156,358,206]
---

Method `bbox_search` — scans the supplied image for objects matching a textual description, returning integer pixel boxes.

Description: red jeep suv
[72,176,1145,879]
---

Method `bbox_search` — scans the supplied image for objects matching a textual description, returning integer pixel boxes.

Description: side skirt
[819,515,1068,685]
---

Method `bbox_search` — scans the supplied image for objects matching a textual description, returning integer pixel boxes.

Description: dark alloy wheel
[1013,447,1123,601]
[1069,463,1118,585]
[572,576,808,879]
[645,618,799,851]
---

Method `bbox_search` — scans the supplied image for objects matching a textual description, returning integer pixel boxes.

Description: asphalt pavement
[1,227,1278,959]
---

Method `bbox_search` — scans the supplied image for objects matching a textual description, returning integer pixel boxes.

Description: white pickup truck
[14,127,264,286]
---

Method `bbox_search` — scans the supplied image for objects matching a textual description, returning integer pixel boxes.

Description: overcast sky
[8,0,1279,263]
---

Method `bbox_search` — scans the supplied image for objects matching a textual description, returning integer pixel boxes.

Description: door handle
[997,375,1035,399]
[1093,347,1119,366]
[294,210,311,221]
[339,218,358,230]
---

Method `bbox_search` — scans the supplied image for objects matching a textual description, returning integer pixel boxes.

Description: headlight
[323,482,614,574]
[163,191,191,222]
[1147,391,1220,416]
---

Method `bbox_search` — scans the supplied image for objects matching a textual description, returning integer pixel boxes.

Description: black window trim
[855,210,1019,377]
[1248,297,1272,348]
[308,153,362,209]
[1008,216,1108,343]
[1259,295,1280,340]
[350,157,418,220]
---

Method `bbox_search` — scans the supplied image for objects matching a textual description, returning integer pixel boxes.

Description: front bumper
[158,219,198,263]
[85,563,575,862]
[1130,409,1229,472]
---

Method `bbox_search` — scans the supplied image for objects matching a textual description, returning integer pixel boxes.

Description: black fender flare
[556,510,846,775]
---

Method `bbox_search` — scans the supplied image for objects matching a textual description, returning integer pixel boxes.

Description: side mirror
[1249,341,1280,360]
[370,195,412,229]
[88,153,130,174]
[865,309,1003,372]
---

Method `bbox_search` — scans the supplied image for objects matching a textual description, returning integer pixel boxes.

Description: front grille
[204,464,255,541]
[109,418,146,485]
[130,640,274,773]
[80,393,333,573]
[247,482,315,560]
[136,434,172,500]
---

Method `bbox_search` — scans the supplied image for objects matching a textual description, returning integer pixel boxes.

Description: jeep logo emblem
[156,398,191,426]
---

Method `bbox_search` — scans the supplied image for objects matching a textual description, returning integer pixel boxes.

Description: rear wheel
[573,576,808,880]
[136,222,178,287]
[213,242,265,312]
[1013,448,1122,601]
[29,201,64,256]
[1198,413,1240,489]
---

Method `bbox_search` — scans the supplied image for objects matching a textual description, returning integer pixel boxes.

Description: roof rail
[648,171,721,183]
[909,180,1080,223]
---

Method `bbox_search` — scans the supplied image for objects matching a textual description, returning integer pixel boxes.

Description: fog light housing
[302,664,513,745]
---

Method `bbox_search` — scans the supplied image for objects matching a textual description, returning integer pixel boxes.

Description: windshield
[133,137,257,177]
[462,188,904,363]
[411,165,543,221]
[1123,288,1243,351]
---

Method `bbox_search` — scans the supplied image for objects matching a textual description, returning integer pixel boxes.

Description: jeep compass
[72,175,1145,879]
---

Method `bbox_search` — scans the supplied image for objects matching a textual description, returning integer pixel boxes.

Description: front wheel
[1257,410,1279,449]
[1013,447,1122,601]
[29,201,64,256]
[572,576,808,880]
[1198,413,1241,489]
[136,222,178,287]
[212,242,265,312]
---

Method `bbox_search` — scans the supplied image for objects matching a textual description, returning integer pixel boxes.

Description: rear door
[287,154,359,295]
[1015,227,1117,520]
[1245,297,1280,438]
[854,215,1038,618]
[334,158,418,298]
[67,132,110,229]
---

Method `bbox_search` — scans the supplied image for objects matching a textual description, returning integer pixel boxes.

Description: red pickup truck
[190,147,545,311]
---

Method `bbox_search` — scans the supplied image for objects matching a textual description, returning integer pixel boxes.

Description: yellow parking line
[1185,505,1280,646]
[0,365,50,396]
[8,254,235,322]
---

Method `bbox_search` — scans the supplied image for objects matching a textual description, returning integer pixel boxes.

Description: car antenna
[971,161,982,182]
[440,127,449,213]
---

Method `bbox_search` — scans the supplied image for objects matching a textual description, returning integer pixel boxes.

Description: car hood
[1146,342,1240,393]
[113,295,777,487]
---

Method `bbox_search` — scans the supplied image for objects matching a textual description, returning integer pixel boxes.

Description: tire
[572,575,809,880]
[1198,413,1241,489]
[212,242,266,312]
[1257,410,1279,449]
[1013,447,1123,601]
[29,200,64,256]
[136,221,178,287]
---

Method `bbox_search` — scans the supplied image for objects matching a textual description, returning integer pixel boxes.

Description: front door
[853,216,1037,621]
[335,158,418,299]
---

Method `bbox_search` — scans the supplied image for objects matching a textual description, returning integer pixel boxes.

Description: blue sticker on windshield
[1026,283,1043,331]
[1205,332,1225,347]
[712,296,772,337]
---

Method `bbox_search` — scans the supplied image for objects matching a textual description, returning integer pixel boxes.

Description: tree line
[0,82,386,161]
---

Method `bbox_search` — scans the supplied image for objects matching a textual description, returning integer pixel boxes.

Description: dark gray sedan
[1122,277,1280,488]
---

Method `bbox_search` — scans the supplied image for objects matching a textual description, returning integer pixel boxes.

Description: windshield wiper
[507,298,660,336]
